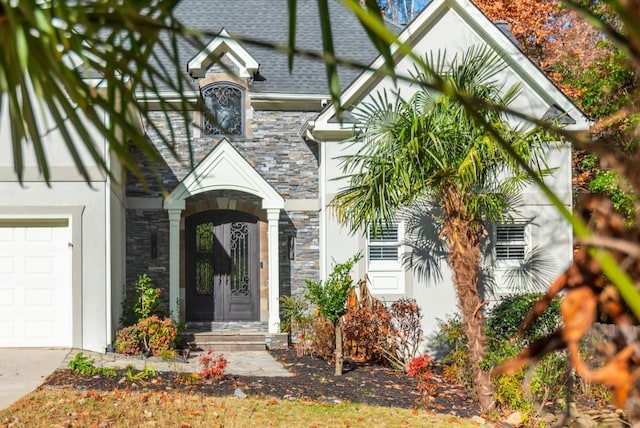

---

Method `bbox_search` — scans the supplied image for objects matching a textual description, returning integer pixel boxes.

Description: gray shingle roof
[150,0,402,95]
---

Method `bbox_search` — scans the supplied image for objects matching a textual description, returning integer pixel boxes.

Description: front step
[184,326,288,351]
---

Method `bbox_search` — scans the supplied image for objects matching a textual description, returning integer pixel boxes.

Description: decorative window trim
[201,82,245,136]
[367,221,403,271]
[494,222,528,265]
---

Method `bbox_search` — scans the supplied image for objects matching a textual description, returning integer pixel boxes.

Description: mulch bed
[43,348,481,418]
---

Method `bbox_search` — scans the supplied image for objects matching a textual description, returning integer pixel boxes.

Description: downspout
[319,138,327,281]
[301,120,327,281]
[104,107,113,353]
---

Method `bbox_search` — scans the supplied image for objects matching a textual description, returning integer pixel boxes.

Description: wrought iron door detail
[195,222,214,295]
[229,222,250,297]
[186,210,259,321]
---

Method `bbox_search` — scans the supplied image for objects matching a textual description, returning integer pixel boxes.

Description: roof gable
[164,138,284,210]
[187,29,260,79]
[312,0,589,134]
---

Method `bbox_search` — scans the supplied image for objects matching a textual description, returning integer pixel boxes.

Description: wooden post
[334,322,343,376]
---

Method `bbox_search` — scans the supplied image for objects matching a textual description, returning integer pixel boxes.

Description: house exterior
[0,0,588,352]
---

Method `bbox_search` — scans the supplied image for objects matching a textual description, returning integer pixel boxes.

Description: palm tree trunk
[443,193,495,412]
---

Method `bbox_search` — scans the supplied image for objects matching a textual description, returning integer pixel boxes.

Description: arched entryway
[164,139,284,332]
[185,210,260,321]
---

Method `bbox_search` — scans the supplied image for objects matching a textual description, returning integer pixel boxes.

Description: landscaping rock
[470,415,487,425]
[504,411,524,427]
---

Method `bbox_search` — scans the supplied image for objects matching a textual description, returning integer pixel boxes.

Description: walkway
[0,348,291,411]
[0,348,70,410]
[62,349,293,377]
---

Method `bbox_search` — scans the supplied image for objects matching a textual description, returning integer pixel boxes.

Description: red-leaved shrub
[407,354,437,400]
[199,350,228,381]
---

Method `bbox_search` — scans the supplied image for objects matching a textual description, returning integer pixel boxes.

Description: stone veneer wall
[124,209,170,314]
[129,110,319,198]
[125,109,320,318]
[280,211,319,298]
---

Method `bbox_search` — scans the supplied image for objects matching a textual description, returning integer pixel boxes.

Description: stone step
[189,332,267,342]
[186,321,268,332]
[193,341,268,352]
[184,331,289,351]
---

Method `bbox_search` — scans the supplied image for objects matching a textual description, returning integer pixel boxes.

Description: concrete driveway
[0,348,70,410]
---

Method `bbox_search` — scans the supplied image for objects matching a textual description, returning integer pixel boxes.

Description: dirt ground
[44,348,481,418]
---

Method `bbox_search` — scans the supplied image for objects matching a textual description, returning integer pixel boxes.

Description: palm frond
[398,201,447,282]
[502,246,558,292]
[0,1,203,185]
[332,45,553,236]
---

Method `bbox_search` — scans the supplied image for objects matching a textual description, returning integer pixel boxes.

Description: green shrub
[432,315,472,386]
[588,170,636,222]
[305,253,362,375]
[68,352,97,375]
[494,373,533,413]
[120,273,165,327]
[486,293,561,345]
[125,364,157,382]
[485,294,564,412]
[577,153,598,171]
[433,293,567,413]
[481,339,520,370]
[68,352,117,377]
[279,294,312,336]
[305,253,362,325]
[529,351,571,404]
[134,274,162,321]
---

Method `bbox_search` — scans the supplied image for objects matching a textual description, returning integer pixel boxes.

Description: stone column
[168,209,182,319]
[267,208,280,333]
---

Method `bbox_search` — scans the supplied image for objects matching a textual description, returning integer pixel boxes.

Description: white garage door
[0,219,72,347]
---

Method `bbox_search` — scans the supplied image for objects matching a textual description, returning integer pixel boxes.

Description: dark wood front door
[186,210,259,321]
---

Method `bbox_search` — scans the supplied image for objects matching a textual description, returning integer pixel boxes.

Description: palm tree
[332,45,553,411]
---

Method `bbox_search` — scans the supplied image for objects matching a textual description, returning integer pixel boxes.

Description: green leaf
[317,0,341,115]
[288,0,297,72]
[343,0,395,77]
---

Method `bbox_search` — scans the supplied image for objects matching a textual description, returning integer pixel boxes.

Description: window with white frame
[367,222,402,268]
[495,223,527,262]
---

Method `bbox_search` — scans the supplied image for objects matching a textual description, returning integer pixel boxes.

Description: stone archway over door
[186,210,259,321]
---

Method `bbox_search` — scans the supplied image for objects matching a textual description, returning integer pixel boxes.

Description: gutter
[136,91,330,112]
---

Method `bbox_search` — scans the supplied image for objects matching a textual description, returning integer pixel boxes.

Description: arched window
[201,83,244,136]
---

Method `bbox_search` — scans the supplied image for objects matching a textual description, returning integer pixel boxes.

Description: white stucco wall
[0,181,109,351]
[0,97,107,182]
[317,2,588,347]
[0,95,113,352]
[110,185,127,340]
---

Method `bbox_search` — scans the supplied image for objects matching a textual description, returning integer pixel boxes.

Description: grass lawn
[0,388,484,427]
